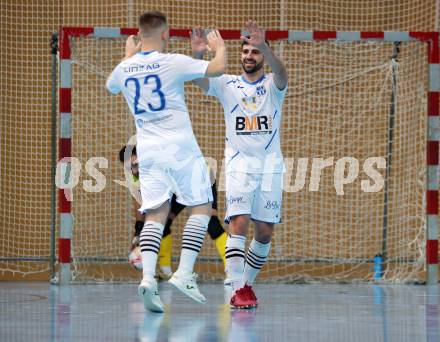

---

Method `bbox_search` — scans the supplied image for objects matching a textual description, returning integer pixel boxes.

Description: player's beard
[241,59,264,74]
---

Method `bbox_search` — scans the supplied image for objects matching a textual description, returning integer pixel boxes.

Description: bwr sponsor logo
[235,115,272,135]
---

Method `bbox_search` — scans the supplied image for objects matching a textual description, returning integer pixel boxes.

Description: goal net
[59,29,435,283]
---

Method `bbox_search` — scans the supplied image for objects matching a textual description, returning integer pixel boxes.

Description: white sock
[139,221,164,281]
[242,239,271,285]
[176,215,210,276]
[225,234,246,288]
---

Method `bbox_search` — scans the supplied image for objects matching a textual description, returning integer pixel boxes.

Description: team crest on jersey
[256,85,266,96]
[235,115,273,135]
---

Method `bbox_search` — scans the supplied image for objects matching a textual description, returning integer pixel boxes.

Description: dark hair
[119,145,137,163]
[241,35,270,47]
[139,11,167,35]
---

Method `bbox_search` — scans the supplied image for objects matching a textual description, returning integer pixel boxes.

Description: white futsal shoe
[138,278,164,313]
[168,272,207,304]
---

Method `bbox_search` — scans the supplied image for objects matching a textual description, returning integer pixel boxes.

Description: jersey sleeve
[206,75,228,98]
[268,73,287,101]
[106,65,122,94]
[173,54,210,82]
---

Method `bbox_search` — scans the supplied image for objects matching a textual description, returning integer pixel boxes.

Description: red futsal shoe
[230,284,258,309]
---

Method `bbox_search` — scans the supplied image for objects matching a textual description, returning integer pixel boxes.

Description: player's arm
[176,30,225,87]
[106,35,141,94]
[123,35,141,61]
[204,29,227,77]
[190,28,210,92]
[241,21,288,90]
[106,67,121,94]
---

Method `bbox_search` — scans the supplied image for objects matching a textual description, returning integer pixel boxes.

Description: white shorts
[138,155,213,213]
[225,172,283,224]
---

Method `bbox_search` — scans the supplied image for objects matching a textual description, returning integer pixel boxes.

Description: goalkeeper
[119,145,227,280]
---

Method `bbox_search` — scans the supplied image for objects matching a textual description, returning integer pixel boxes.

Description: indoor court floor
[1,282,439,341]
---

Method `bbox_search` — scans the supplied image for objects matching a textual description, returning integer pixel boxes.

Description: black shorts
[170,181,218,215]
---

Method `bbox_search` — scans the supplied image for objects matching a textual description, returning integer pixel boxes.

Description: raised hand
[207,29,225,53]
[241,21,266,48]
[190,27,208,56]
[125,35,141,59]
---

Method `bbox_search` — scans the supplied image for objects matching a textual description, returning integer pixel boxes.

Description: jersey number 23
[124,75,166,114]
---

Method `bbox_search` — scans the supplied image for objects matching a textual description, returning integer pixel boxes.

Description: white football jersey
[106,51,209,165]
[207,73,287,173]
